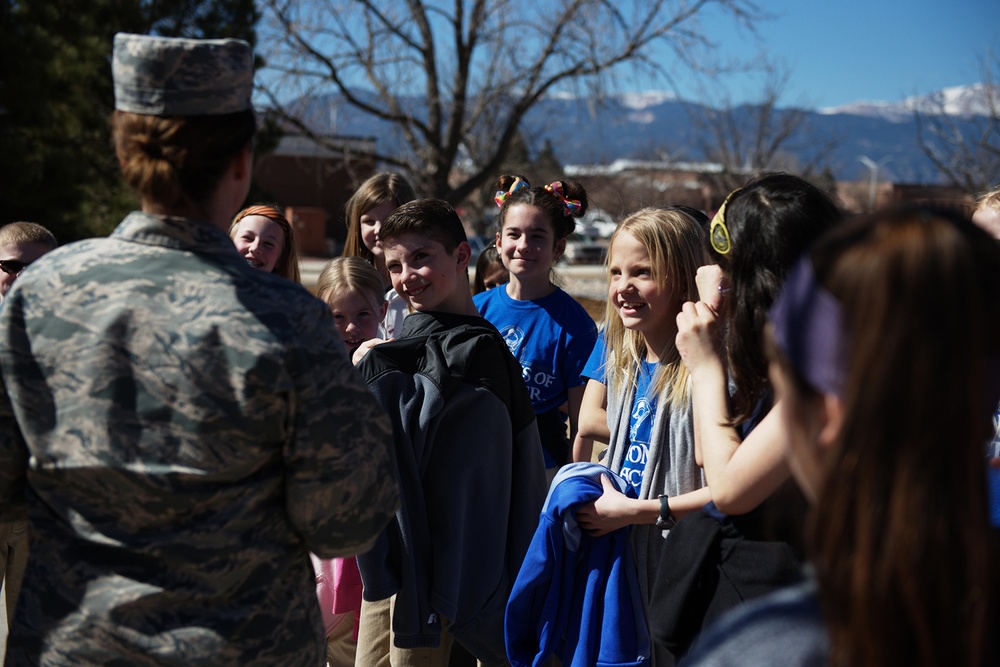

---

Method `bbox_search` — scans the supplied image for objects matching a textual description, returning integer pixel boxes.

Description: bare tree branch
[914,51,1000,194]
[685,61,836,192]
[257,0,763,201]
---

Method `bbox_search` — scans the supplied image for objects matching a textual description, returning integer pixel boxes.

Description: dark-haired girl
[685,205,1000,667]
[474,175,598,483]
[650,173,843,661]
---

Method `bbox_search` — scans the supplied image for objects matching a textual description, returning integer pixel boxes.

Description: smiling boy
[354,199,546,667]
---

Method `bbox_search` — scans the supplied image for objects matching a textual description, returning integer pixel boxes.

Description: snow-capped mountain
[285,83,993,184]
[819,83,997,122]
[619,90,678,110]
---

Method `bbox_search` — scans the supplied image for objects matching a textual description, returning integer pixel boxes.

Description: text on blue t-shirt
[618,360,659,492]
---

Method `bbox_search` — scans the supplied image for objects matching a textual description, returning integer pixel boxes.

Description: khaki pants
[355,596,455,667]
[0,520,29,664]
[325,610,358,667]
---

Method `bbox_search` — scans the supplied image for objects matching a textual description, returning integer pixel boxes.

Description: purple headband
[769,258,847,397]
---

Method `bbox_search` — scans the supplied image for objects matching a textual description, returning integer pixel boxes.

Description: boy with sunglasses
[0,222,57,302]
[0,221,55,660]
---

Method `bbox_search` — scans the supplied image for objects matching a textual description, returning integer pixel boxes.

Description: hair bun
[547,180,589,218]
[496,174,529,192]
[137,135,167,161]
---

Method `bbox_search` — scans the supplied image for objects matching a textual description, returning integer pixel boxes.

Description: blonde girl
[309,256,390,667]
[575,209,711,605]
[342,173,416,338]
[316,257,388,356]
[474,174,598,480]
[229,203,301,283]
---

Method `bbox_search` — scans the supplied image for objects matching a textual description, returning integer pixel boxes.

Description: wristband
[656,494,676,529]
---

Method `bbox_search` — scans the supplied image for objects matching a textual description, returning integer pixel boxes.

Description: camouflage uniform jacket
[0,212,399,666]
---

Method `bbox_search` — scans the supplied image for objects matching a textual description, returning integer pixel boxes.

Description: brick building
[254,134,377,256]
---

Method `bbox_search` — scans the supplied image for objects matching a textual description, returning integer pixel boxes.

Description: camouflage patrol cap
[113,33,253,116]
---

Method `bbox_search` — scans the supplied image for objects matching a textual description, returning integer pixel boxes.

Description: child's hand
[575,475,636,537]
[676,300,722,375]
[694,264,728,314]
[351,338,391,365]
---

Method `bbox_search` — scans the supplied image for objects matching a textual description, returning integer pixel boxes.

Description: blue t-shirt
[474,286,598,466]
[618,360,658,492]
[989,402,1000,459]
[582,329,607,384]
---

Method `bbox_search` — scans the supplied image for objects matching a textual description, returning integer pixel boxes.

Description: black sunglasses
[0,259,31,275]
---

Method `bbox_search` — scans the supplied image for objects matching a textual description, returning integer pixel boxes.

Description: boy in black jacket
[354,199,546,667]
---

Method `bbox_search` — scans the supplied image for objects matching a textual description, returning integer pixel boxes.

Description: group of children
[217,174,1000,667]
[4,31,999,666]
[9,164,997,665]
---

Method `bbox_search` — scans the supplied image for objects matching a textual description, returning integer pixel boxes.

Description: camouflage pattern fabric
[113,33,253,116]
[0,212,399,666]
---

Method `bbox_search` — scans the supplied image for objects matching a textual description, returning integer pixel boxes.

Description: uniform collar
[110,211,240,259]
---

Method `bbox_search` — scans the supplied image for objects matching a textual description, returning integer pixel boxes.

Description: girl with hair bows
[474,175,598,483]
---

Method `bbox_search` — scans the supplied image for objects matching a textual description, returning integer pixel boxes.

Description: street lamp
[858,155,892,212]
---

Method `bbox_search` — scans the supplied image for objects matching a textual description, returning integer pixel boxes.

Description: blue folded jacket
[505,462,650,667]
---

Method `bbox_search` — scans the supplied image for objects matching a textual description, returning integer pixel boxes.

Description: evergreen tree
[0,0,259,242]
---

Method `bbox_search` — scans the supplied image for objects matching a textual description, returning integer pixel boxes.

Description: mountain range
[289,84,996,184]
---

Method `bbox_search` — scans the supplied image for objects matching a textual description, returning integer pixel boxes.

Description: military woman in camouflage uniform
[0,33,399,666]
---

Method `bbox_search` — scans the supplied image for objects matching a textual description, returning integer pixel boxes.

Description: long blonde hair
[603,207,706,405]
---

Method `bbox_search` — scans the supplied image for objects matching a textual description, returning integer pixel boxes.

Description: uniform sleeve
[283,300,399,558]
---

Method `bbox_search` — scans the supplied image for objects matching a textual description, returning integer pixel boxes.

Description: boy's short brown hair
[380,199,467,252]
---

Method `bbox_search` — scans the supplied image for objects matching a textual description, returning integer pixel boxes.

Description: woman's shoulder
[683,579,827,667]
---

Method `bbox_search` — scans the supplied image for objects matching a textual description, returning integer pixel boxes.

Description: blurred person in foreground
[0,33,397,666]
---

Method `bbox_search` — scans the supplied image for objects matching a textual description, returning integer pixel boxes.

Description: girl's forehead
[610,230,647,256]
[503,204,552,231]
[237,215,283,238]
[362,200,396,220]
[326,288,381,311]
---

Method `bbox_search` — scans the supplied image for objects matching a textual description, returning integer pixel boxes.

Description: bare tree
[915,52,1000,194]
[686,63,836,193]
[257,0,762,202]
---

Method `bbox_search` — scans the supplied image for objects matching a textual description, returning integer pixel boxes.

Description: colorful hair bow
[494,177,530,208]
[544,182,582,217]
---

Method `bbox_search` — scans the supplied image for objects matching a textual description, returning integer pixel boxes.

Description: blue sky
[654,0,1000,109]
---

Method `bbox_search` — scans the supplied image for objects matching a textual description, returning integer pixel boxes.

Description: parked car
[561,233,607,265]
[468,234,492,264]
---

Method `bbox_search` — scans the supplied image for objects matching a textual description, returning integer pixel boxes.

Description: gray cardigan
[604,368,706,596]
